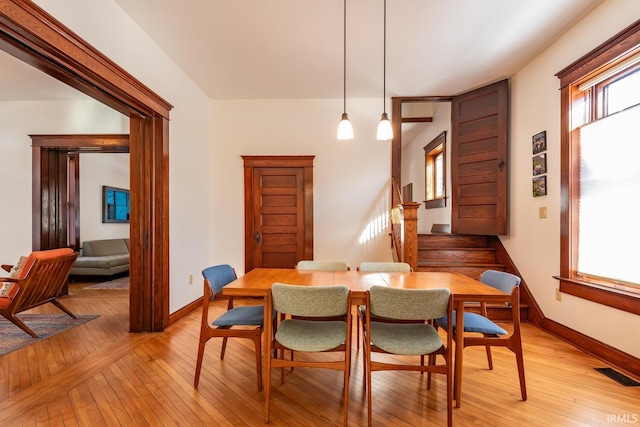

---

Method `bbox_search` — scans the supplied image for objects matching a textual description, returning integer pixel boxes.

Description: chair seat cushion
[276,319,346,352]
[437,311,507,335]
[370,322,442,355]
[213,305,265,327]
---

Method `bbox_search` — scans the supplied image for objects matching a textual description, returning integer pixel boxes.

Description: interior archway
[0,1,170,332]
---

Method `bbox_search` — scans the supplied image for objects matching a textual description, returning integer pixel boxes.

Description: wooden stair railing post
[401,202,420,271]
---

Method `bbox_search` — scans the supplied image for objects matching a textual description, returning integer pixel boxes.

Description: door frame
[0,1,171,332]
[242,156,314,272]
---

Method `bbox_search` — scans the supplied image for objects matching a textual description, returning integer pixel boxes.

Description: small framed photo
[532,131,547,154]
[533,153,547,176]
[533,176,547,197]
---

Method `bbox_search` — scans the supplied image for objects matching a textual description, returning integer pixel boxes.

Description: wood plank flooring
[1,282,638,426]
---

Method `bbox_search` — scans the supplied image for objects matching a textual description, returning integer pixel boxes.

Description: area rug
[0,314,99,357]
[85,276,129,290]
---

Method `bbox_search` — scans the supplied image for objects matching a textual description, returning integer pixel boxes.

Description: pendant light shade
[337,0,353,140]
[377,0,393,141]
[338,112,354,140]
[376,112,393,141]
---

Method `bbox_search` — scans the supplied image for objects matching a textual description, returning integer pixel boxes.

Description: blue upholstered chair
[265,283,352,426]
[194,264,269,391]
[363,286,453,427]
[435,270,527,405]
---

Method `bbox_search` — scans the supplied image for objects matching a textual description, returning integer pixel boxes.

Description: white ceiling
[0,0,603,103]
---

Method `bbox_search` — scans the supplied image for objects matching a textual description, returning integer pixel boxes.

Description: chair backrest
[369,286,450,320]
[295,260,349,271]
[358,261,411,272]
[272,283,349,317]
[202,264,237,297]
[479,270,521,294]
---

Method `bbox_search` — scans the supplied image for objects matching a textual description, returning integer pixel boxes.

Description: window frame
[555,19,640,315]
[423,131,447,209]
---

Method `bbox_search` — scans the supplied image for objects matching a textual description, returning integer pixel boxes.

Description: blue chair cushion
[213,305,265,327]
[437,311,507,335]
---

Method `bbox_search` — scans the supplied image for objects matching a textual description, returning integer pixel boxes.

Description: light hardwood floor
[0,282,638,426]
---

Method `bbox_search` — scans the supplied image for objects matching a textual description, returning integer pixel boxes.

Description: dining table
[223,268,509,409]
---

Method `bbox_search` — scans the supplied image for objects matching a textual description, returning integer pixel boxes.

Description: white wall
[79,153,130,243]
[33,0,215,313]
[212,98,395,274]
[505,0,640,357]
[0,99,127,263]
[401,102,452,233]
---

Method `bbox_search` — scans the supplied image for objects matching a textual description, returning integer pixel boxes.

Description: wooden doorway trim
[0,1,172,332]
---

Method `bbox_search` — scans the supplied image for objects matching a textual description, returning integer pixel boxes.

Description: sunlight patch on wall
[358,211,390,244]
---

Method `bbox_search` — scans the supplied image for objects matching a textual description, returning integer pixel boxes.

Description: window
[556,20,640,314]
[423,131,446,209]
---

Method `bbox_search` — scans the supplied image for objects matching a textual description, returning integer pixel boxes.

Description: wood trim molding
[540,318,640,381]
[1,0,171,332]
[169,297,202,325]
[0,1,172,118]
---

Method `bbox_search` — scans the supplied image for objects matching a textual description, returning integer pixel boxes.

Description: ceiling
[1,1,604,104]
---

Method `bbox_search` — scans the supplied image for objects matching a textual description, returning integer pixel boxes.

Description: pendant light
[376,0,393,141]
[337,0,354,140]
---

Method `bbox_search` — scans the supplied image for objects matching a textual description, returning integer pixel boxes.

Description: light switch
[539,206,548,219]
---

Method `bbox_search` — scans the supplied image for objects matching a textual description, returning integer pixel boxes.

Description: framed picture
[533,176,547,197]
[532,131,547,154]
[102,186,130,223]
[533,153,547,176]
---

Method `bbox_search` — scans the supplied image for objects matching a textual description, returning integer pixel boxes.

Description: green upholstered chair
[296,260,350,271]
[435,270,527,405]
[355,261,412,349]
[363,286,453,427]
[194,264,272,391]
[357,261,411,272]
[265,283,352,426]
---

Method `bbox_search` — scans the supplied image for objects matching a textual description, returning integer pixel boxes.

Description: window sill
[554,276,640,315]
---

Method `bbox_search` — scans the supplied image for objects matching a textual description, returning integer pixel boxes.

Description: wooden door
[243,156,314,272]
[451,79,509,235]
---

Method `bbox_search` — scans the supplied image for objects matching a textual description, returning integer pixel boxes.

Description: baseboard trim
[540,317,640,381]
[169,297,202,325]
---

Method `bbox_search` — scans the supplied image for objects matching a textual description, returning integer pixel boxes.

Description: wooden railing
[390,178,420,271]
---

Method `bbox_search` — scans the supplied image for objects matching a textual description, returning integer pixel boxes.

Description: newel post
[401,202,420,271]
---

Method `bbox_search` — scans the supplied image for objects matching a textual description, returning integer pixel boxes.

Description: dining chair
[355,261,412,349]
[295,260,350,271]
[194,264,270,391]
[363,285,453,427]
[435,269,527,405]
[357,261,411,272]
[266,283,352,426]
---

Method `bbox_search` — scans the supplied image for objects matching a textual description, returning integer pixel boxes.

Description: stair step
[418,234,490,248]
[416,263,504,279]
[419,247,497,263]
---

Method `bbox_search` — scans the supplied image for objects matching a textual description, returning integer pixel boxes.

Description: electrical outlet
[539,206,548,219]
[189,274,193,285]
[555,288,562,302]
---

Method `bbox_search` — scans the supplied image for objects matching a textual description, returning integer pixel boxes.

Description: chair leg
[485,344,493,370]
[252,332,263,392]
[220,337,228,360]
[2,314,38,338]
[513,341,527,401]
[194,338,207,387]
[51,300,78,319]
[427,354,435,389]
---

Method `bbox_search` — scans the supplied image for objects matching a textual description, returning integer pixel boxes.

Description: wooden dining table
[223,268,509,409]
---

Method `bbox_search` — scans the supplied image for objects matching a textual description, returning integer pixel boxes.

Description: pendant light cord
[343,0,347,114]
[382,0,387,114]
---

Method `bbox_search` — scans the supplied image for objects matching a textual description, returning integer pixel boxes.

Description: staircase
[416,233,529,321]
